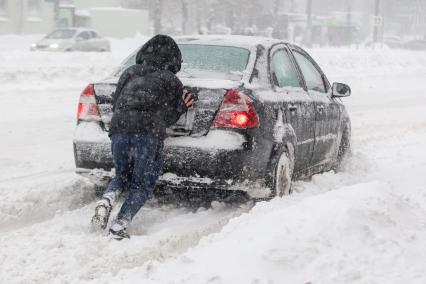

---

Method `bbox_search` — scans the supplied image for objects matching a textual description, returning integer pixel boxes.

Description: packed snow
[165,130,246,151]
[1,35,426,283]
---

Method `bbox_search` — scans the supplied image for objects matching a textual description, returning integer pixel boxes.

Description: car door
[291,48,340,167]
[89,31,104,51]
[269,44,316,172]
[74,31,92,51]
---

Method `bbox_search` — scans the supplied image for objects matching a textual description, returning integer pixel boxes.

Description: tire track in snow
[0,200,252,283]
[0,172,96,232]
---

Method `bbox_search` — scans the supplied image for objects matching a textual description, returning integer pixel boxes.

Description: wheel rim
[274,152,292,197]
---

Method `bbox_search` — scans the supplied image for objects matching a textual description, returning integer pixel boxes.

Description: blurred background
[0,0,425,48]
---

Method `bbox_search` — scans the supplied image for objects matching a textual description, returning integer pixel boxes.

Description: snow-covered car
[403,39,426,50]
[30,28,110,52]
[73,35,351,199]
[364,35,402,49]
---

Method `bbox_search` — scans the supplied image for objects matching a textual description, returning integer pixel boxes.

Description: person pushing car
[91,34,194,239]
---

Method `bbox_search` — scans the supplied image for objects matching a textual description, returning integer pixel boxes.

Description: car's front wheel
[333,126,351,172]
[273,150,294,197]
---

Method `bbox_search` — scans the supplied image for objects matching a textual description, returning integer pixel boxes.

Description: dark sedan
[73,35,351,199]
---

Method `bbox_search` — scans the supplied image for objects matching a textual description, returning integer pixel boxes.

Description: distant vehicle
[73,35,352,200]
[383,35,402,49]
[30,28,110,52]
[365,35,402,49]
[403,39,426,50]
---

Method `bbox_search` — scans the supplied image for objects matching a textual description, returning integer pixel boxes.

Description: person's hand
[182,91,194,110]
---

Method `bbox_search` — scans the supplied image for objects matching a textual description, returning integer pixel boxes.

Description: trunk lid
[93,77,241,136]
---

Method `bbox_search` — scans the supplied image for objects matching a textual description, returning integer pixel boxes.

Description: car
[73,35,351,200]
[365,35,402,49]
[382,35,403,49]
[30,28,111,52]
[403,39,426,50]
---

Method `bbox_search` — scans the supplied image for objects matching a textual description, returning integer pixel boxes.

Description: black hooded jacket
[109,35,186,139]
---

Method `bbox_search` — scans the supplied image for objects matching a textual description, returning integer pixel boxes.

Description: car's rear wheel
[273,150,294,197]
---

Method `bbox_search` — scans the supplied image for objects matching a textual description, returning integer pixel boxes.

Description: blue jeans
[104,133,164,224]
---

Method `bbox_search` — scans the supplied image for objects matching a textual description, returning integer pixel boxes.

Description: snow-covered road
[1,36,426,283]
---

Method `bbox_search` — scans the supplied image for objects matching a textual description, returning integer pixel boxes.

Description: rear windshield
[45,29,76,39]
[115,44,250,81]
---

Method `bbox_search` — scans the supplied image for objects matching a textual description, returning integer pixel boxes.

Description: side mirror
[332,82,351,97]
[76,37,84,42]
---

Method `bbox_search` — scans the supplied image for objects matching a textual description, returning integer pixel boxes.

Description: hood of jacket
[135,34,182,74]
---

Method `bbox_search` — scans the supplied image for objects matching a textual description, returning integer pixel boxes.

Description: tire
[272,149,294,197]
[333,126,351,172]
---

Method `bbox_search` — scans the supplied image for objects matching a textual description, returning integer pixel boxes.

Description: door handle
[288,105,298,113]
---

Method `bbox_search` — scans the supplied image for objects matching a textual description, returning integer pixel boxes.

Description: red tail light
[213,89,260,129]
[77,84,101,122]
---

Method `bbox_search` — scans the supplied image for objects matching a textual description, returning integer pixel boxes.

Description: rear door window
[270,49,302,88]
[77,32,91,41]
[293,51,326,93]
[89,31,99,38]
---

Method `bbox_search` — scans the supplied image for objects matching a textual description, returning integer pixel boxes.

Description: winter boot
[109,220,130,240]
[91,198,112,231]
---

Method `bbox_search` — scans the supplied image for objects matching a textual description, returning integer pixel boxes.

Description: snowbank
[105,181,426,284]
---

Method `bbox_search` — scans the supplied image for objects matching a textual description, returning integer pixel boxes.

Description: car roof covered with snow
[49,27,100,34]
[175,35,286,49]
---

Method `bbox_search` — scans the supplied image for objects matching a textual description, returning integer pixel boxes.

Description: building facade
[0,0,150,37]
[0,0,54,34]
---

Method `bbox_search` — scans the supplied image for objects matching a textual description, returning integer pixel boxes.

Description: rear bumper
[76,167,271,199]
[73,124,272,198]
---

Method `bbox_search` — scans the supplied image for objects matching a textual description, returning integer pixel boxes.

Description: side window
[293,51,326,93]
[270,49,302,88]
[77,32,91,41]
[90,31,99,38]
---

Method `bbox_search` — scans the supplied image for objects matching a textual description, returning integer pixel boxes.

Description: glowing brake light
[233,113,250,127]
[213,89,260,129]
[77,84,101,122]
